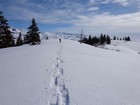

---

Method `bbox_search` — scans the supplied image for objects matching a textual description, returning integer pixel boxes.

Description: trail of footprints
[48,45,70,105]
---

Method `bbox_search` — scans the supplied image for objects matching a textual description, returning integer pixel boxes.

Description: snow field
[0,39,140,105]
[62,40,140,105]
[0,40,57,105]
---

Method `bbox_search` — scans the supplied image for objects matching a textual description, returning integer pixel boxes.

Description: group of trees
[80,34,131,47]
[81,33,111,46]
[0,11,41,48]
[113,36,131,41]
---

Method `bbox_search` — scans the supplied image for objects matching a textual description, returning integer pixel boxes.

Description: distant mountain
[36,31,81,41]
[10,28,26,38]
[10,28,82,41]
[10,28,49,40]
[55,32,80,40]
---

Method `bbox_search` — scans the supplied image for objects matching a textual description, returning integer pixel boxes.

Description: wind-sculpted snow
[48,44,70,105]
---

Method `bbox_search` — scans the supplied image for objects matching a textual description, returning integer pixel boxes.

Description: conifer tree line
[81,33,111,46]
[0,11,41,48]
[113,36,131,41]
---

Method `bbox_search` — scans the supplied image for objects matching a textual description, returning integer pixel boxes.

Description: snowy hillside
[0,39,140,105]
[105,40,140,54]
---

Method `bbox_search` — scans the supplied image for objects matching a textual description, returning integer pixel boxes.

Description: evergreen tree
[124,37,127,41]
[103,34,107,43]
[82,36,87,43]
[127,36,131,41]
[46,36,48,40]
[80,28,83,43]
[113,36,116,40]
[0,11,15,48]
[124,36,131,41]
[24,18,41,45]
[106,35,111,44]
[16,32,23,46]
[88,35,92,45]
[100,33,104,45]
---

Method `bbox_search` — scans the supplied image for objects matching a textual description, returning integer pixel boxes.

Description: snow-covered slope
[0,39,140,105]
[63,40,140,105]
[105,40,140,54]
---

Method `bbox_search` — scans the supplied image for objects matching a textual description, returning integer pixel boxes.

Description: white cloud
[90,0,95,2]
[63,12,140,34]
[113,0,129,6]
[101,0,111,4]
[46,11,140,35]
[91,0,130,7]
[88,7,99,11]
[2,0,140,35]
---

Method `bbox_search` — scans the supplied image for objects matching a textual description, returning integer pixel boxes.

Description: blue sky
[1,0,140,35]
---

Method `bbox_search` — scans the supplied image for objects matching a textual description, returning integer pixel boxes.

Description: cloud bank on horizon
[1,0,140,35]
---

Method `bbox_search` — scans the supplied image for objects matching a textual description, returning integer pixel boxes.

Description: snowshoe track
[48,44,70,105]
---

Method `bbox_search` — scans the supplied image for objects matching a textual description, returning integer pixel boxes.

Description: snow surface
[0,38,140,105]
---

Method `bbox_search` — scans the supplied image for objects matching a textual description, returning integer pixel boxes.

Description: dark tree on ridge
[24,18,41,45]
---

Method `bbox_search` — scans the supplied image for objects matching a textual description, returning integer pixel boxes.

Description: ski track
[48,44,70,105]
